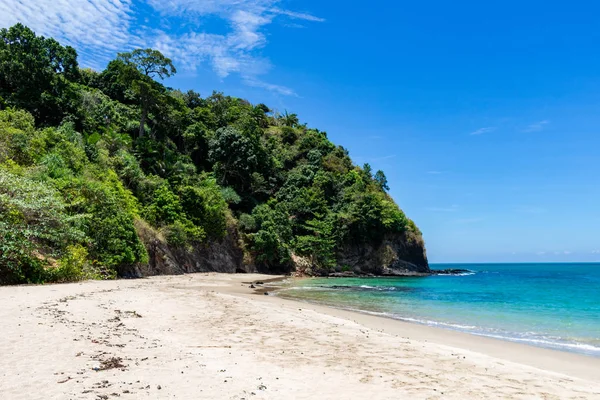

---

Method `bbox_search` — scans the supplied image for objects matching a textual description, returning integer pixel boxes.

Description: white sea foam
[358,285,398,291]
[277,270,600,357]
[317,305,600,356]
[471,333,600,354]
[437,272,476,277]
[337,307,480,330]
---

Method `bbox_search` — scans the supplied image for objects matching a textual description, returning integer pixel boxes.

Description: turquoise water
[276,263,600,356]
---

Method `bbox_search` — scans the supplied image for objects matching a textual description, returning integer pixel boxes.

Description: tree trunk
[139,106,147,137]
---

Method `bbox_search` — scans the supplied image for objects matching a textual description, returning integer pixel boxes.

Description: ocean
[275,263,600,356]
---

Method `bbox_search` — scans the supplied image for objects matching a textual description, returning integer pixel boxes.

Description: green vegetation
[0,24,422,284]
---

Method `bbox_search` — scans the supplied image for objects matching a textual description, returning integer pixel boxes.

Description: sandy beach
[1,273,599,399]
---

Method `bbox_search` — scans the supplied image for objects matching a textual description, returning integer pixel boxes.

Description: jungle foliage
[0,24,421,284]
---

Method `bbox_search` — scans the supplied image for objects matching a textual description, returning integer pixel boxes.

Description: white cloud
[0,0,323,94]
[427,170,444,174]
[592,250,600,254]
[470,127,495,135]
[143,0,323,85]
[244,77,297,96]
[523,120,549,133]
[270,8,326,22]
[0,0,138,68]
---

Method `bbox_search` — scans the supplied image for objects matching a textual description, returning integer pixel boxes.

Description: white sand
[1,273,599,399]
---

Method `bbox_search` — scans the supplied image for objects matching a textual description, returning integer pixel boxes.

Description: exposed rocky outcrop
[431,269,472,275]
[336,231,429,276]
[120,220,256,278]
[124,221,428,279]
[290,231,429,277]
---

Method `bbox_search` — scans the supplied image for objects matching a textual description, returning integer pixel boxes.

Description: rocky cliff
[337,231,430,276]
[120,220,256,278]
[125,221,428,278]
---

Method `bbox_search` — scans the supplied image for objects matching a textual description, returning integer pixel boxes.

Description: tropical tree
[0,23,79,124]
[374,170,389,191]
[117,49,176,79]
[117,49,176,137]
[280,110,299,127]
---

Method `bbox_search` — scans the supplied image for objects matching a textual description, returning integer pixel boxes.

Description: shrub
[143,184,183,225]
[280,126,296,144]
[238,213,257,232]
[0,108,46,165]
[164,219,206,250]
[220,186,241,205]
[0,169,85,284]
[51,244,89,282]
[59,169,148,271]
[179,178,228,240]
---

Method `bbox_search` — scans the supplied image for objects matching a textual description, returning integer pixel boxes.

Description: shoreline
[240,276,600,382]
[1,273,599,399]
[262,278,600,360]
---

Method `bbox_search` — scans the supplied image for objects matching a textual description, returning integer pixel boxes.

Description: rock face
[123,221,428,278]
[336,231,430,276]
[120,220,256,278]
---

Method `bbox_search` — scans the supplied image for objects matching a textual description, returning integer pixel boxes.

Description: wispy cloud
[270,8,326,22]
[469,126,496,135]
[522,120,550,133]
[470,127,496,136]
[0,0,323,95]
[244,77,297,96]
[0,0,138,69]
[427,170,444,175]
[592,250,600,254]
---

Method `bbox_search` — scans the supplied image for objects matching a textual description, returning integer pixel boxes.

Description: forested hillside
[0,24,427,285]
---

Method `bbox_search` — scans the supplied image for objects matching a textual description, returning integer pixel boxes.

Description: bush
[295,217,336,269]
[59,170,147,271]
[165,219,206,249]
[179,178,228,240]
[0,108,46,165]
[0,169,85,284]
[220,186,241,205]
[238,213,257,232]
[143,184,183,225]
[50,244,90,282]
[280,126,296,144]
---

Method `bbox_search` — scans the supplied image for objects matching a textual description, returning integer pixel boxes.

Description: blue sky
[2,0,600,263]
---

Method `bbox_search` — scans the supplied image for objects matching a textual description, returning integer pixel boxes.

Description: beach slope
[1,273,599,399]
